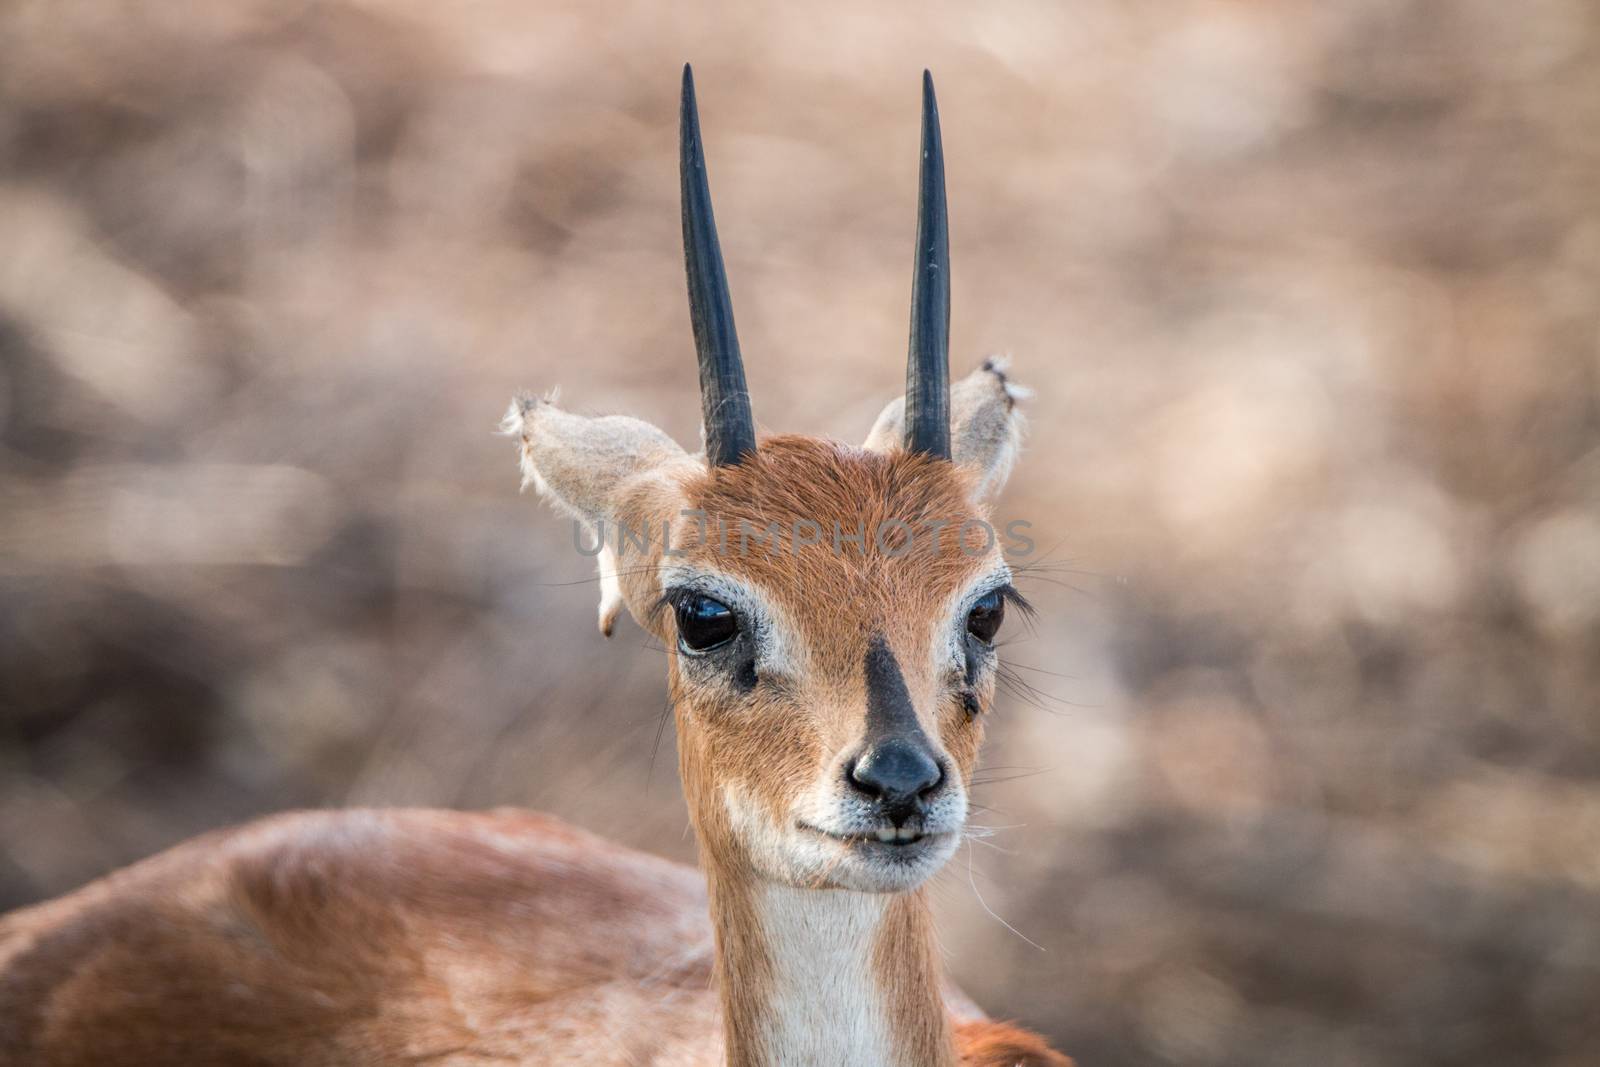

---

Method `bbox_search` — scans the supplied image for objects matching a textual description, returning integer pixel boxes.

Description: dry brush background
[2,1,1599,1064]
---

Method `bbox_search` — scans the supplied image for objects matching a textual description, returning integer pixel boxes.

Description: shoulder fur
[956,1018,1075,1067]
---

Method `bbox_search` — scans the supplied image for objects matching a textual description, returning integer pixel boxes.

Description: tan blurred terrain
[2,1,1599,1064]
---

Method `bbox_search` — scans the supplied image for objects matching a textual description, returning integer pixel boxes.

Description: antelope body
[0,68,1071,1067]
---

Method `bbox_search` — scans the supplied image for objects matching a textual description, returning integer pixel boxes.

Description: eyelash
[969,584,1033,629]
[996,583,1034,620]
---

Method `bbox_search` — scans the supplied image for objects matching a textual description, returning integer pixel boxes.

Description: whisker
[531,565,665,589]
[1009,545,1104,580]
[962,833,1017,856]
[993,665,1065,715]
[1002,661,1078,681]
[1012,574,1093,595]
[970,768,1050,787]
[995,661,1097,713]
[646,695,675,791]
[964,840,1045,953]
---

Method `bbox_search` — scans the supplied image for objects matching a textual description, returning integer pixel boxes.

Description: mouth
[791,819,962,890]
[798,822,947,850]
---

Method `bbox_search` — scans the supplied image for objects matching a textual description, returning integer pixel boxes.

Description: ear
[502,392,692,637]
[862,357,1028,503]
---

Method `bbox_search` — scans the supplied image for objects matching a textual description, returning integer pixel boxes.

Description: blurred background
[2,1,1598,1063]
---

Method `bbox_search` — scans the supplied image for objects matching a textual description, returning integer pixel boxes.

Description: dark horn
[904,70,951,459]
[680,64,757,466]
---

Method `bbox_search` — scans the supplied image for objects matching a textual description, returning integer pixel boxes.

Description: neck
[704,865,957,1067]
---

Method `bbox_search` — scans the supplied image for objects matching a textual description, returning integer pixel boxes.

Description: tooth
[875,828,897,843]
[897,827,917,841]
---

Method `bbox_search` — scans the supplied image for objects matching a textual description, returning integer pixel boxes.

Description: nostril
[844,757,866,794]
[848,739,942,803]
[846,756,882,799]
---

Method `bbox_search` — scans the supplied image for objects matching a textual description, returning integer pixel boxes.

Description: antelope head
[504,67,1026,896]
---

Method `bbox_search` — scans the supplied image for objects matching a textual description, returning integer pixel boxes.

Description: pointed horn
[680,64,757,467]
[904,70,951,459]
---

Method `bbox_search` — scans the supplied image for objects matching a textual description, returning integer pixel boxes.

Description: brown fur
[667,436,994,822]
[0,808,1065,1066]
[955,1019,1077,1067]
[873,890,959,1066]
[0,810,719,1065]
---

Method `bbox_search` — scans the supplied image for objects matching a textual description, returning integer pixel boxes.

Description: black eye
[966,589,1005,645]
[675,594,738,652]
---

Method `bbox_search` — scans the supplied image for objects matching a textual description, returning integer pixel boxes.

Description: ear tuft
[501,390,562,497]
[957,358,1028,503]
[597,544,623,638]
[978,355,1034,406]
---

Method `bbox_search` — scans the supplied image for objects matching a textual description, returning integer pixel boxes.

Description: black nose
[848,738,944,817]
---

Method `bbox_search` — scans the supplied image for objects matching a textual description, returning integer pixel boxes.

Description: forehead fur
[675,436,994,643]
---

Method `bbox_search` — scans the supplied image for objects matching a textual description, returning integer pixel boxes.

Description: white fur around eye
[658,563,801,675]
[933,564,1014,671]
